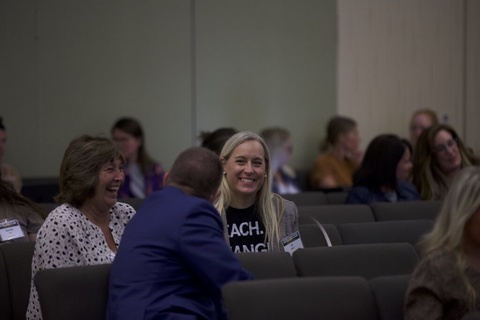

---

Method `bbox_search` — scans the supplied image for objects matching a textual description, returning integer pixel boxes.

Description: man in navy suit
[106,147,252,320]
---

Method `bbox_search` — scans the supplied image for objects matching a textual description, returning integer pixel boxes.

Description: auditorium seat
[369,274,411,320]
[34,264,111,320]
[463,312,480,320]
[117,198,144,210]
[35,203,59,219]
[293,243,418,279]
[222,276,378,320]
[298,204,375,225]
[337,220,433,247]
[325,191,348,204]
[281,192,328,206]
[235,252,297,279]
[370,200,443,221]
[0,241,35,320]
[298,224,342,247]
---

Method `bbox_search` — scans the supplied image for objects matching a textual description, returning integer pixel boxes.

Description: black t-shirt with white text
[226,204,267,253]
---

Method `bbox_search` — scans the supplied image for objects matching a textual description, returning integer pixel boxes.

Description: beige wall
[2,0,478,180]
[1,0,336,178]
[466,0,480,155]
[337,0,479,155]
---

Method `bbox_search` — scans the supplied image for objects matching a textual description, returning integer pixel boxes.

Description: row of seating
[297,200,442,224]
[1,240,416,320]
[299,219,434,249]
[3,241,479,320]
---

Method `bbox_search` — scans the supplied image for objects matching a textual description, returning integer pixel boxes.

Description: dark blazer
[106,186,252,320]
[345,181,420,205]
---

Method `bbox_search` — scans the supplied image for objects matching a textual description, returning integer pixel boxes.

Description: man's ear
[163,170,170,186]
[209,189,220,204]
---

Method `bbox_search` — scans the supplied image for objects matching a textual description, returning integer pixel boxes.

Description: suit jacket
[106,186,252,320]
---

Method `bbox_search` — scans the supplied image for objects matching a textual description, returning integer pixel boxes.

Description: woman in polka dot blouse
[26,135,136,320]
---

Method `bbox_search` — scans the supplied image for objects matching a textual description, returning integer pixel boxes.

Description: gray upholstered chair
[463,312,480,320]
[34,264,111,320]
[325,191,349,204]
[0,241,35,320]
[281,191,328,206]
[223,276,378,320]
[235,251,297,279]
[298,223,343,247]
[337,219,433,247]
[369,274,411,320]
[370,200,443,221]
[298,204,375,225]
[293,243,418,279]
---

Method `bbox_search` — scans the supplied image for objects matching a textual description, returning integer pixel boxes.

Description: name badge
[0,219,25,242]
[281,231,304,255]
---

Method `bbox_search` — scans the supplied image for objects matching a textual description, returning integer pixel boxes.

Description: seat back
[463,312,480,320]
[34,264,111,320]
[35,203,59,219]
[299,224,343,247]
[337,220,433,246]
[0,241,36,320]
[369,274,411,320]
[370,200,443,221]
[293,243,418,279]
[298,204,375,225]
[281,192,328,206]
[223,276,378,320]
[117,198,144,210]
[325,191,348,204]
[235,252,296,279]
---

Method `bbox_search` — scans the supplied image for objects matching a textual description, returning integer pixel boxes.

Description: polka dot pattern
[26,202,135,320]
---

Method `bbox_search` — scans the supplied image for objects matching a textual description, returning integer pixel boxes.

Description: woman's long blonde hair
[215,131,281,248]
[420,166,480,310]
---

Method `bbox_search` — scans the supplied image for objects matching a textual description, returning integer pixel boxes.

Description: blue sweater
[345,181,420,205]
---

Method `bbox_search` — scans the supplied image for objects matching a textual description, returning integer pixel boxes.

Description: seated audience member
[0,179,43,242]
[412,124,478,200]
[409,108,439,148]
[106,147,252,320]
[309,115,363,190]
[26,135,135,320]
[345,134,419,204]
[260,126,301,194]
[200,127,238,155]
[111,117,164,198]
[215,131,299,253]
[0,117,22,193]
[405,166,480,319]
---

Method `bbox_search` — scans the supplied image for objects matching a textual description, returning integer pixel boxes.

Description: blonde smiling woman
[215,131,299,253]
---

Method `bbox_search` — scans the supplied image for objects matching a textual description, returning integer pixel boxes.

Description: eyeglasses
[433,138,458,154]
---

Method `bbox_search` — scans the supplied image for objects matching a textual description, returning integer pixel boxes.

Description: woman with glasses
[412,124,478,200]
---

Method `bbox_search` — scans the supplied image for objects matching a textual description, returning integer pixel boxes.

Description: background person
[409,108,439,148]
[111,117,164,198]
[215,131,299,253]
[106,147,252,320]
[0,179,43,242]
[26,135,135,320]
[0,117,22,193]
[345,134,419,204]
[200,127,238,156]
[260,126,301,194]
[405,166,480,319]
[309,115,363,191]
[412,124,478,200]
